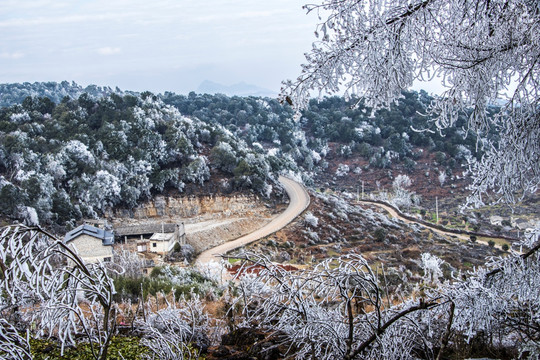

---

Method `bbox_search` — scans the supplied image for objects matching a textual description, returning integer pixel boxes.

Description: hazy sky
[1,0,445,96]
[0,0,318,94]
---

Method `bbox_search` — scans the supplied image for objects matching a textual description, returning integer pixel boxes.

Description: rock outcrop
[112,194,270,220]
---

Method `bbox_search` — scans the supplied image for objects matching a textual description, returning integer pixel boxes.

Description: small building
[149,232,176,254]
[64,224,114,264]
[114,222,186,255]
[148,223,185,254]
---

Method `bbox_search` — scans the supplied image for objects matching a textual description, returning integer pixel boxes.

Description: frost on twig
[137,295,211,360]
[0,225,118,360]
[0,319,31,360]
[231,244,540,358]
[231,253,438,359]
[437,240,540,356]
[283,0,539,206]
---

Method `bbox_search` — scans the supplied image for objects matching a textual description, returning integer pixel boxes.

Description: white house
[149,232,176,254]
[148,223,185,254]
[64,224,114,264]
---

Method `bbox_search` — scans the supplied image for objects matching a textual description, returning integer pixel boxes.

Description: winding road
[356,200,510,250]
[363,201,469,240]
[195,176,310,264]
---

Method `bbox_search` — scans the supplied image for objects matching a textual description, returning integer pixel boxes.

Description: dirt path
[195,176,310,264]
[357,200,507,250]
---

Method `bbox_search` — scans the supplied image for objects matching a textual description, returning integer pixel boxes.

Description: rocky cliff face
[112,194,273,221]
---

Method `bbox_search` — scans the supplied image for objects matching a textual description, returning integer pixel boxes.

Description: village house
[63,224,114,264]
[63,221,186,265]
[148,223,185,255]
[149,232,177,254]
[114,222,186,255]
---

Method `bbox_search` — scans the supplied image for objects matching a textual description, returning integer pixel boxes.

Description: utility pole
[436,196,439,224]
[362,181,365,199]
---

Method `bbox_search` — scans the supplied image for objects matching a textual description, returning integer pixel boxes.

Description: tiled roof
[64,224,114,246]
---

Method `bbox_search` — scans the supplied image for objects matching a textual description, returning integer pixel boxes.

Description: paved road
[195,176,310,264]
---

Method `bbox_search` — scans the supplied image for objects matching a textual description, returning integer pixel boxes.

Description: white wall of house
[68,234,113,263]
[149,240,170,254]
[149,233,177,254]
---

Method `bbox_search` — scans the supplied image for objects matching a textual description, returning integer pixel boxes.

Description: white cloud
[97,47,121,55]
[192,9,288,24]
[0,51,24,59]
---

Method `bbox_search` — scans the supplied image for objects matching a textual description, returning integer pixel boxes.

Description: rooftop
[64,224,114,246]
[150,233,174,241]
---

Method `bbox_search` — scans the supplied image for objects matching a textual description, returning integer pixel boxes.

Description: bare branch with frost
[137,294,210,360]
[0,225,118,360]
[283,0,540,205]
[0,319,31,360]
[232,253,438,359]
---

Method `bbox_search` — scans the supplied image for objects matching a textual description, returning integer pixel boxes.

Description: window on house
[153,243,157,247]
[103,257,111,262]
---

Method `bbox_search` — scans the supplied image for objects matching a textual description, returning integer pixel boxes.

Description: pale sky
[0,0,445,96]
[0,0,318,94]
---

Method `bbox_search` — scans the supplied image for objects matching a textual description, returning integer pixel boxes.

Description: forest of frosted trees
[1,0,539,358]
[0,91,284,229]
[1,83,487,229]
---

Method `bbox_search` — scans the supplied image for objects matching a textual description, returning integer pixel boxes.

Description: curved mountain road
[357,200,510,250]
[361,201,468,241]
[195,176,310,265]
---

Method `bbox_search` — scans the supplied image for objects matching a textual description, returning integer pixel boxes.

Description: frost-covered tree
[233,253,437,360]
[304,211,319,227]
[113,249,146,278]
[211,142,238,173]
[60,140,96,177]
[392,174,412,190]
[421,252,444,284]
[0,225,118,360]
[183,156,210,185]
[438,170,447,187]
[88,170,122,211]
[391,174,418,209]
[232,236,540,358]
[137,295,211,360]
[282,0,539,205]
[429,230,540,358]
[335,163,350,177]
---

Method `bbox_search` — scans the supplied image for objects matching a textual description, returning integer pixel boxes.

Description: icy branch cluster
[232,245,540,359]
[1,224,539,358]
[0,225,117,359]
[282,0,539,205]
[137,296,211,360]
[234,253,437,359]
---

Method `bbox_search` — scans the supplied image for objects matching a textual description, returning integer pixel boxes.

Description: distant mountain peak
[197,80,277,97]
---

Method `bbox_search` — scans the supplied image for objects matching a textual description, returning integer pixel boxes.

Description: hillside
[0,89,282,231]
[2,82,536,235]
[0,82,539,360]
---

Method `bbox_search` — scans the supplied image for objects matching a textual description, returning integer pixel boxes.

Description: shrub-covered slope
[0,81,499,228]
[0,92,280,228]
